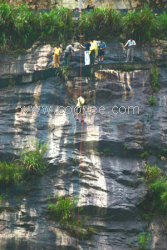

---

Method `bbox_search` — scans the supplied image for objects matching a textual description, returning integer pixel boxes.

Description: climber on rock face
[76,96,86,122]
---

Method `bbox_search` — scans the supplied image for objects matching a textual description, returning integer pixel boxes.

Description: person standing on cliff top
[89,39,98,65]
[76,96,86,121]
[98,40,106,64]
[124,38,136,62]
[81,40,91,65]
[63,43,75,65]
[53,44,62,68]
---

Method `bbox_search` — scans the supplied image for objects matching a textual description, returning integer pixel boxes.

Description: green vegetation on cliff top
[0,3,167,50]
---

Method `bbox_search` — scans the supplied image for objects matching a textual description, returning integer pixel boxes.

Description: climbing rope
[77,7,83,250]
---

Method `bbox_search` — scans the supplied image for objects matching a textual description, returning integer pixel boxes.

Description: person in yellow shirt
[76,96,86,121]
[89,39,98,65]
[53,44,62,68]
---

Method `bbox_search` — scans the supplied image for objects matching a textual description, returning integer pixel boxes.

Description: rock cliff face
[6,0,167,9]
[1,40,167,77]
[0,43,167,249]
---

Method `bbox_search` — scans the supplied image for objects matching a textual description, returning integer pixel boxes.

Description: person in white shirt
[124,38,136,62]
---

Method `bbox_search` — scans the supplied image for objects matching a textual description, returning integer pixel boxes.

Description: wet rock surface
[0,66,167,249]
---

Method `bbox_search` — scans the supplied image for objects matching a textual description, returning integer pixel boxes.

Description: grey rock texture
[0,44,54,76]
[0,58,167,249]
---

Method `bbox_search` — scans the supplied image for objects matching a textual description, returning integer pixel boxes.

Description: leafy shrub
[151,66,160,92]
[144,164,161,184]
[103,147,111,155]
[0,3,37,49]
[156,12,167,38]
[122,65,134,72]
[123,8,157,42]
[1,4,167,50]
[149,96,157,106]
[140,151,149,160]
[149,177,167,210]
[38,8,74,43]
[70,157,79,165]
[143,164,167,212]
[160,189,167,208]
[0,140,47,186]
[48,195,77,226]
[79,8,122,39]
[143,213,149,221]
[47,195,96,238]
[138,232,151,250]
[57,66,69,80]
[0,161,25,185]
[19,139,47,175]
[0,4,74,50]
